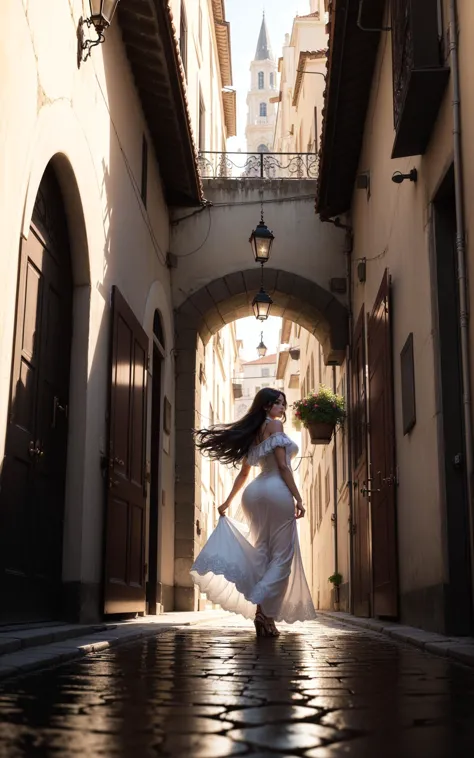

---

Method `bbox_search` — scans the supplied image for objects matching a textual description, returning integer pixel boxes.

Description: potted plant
[328,572,343,611]
[293,385,346,444]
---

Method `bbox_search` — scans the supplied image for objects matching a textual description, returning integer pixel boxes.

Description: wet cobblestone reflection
[0,617,474,757]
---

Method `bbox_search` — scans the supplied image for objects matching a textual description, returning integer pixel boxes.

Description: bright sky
[226,0,311,151]
[235,315,283,362]
[226,2,311,358]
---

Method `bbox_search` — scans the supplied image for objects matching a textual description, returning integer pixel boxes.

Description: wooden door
[351,307,371,617]
[104,287,148,614]
[0,167,72,621]
[368,270,398,617]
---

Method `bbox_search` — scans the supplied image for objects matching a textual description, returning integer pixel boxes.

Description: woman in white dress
[191,388,316,637]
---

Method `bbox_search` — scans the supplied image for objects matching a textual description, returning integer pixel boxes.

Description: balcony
[198,152,318,180]
[391,0,450,159]
[255,116,268,125]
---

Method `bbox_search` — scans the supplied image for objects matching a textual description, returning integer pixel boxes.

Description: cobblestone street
[0,616,474,757]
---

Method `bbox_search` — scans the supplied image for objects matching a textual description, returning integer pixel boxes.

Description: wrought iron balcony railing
[198,151,318,180]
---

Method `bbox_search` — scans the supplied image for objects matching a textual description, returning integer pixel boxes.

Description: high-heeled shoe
[254,611,272,637]
[267,618,280,636]
[254,611,279,637]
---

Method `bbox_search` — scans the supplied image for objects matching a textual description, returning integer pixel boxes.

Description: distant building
[234,354,283,420]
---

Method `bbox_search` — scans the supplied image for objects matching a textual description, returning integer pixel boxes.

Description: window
[259,102,267,118]
[325,468,331,511]
[262,368,270,377]
[270,72,275,88]
[199,89,205,150]
[257,143,269,153]
[179,3,187,78]
[258,71,264,89]
[140,135,148,207]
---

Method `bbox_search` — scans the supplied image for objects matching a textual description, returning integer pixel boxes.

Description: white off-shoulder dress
[190,430,316,623]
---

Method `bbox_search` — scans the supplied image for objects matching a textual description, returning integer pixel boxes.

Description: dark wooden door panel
[0,165,72,621]
[104,287,148,615]
[368,270,398,618]
[352,307,371,617]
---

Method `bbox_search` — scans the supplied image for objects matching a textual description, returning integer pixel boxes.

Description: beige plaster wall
[170,180,347,309]
[350,22,457,603]
[0,0,175,605]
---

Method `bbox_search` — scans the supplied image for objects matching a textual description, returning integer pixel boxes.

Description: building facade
[277,319,350,612]
[245,14,278,153]
[273,2,327,157]
[0,0,235,623]
[316,0,474,635]
[197,322,240,609]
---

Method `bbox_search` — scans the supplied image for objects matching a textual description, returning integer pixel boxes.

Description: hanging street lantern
[249,203,275,264]
[256,332,267,357]
[80,0,121,62]
[252,288,273,321]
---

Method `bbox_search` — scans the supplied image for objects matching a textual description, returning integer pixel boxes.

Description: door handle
[28,441,44,459]
[52,396,68,428]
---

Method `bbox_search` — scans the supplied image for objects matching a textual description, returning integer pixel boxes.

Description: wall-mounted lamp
[391,169,418,185]
[78,0,121,64]
[357,258,367,283]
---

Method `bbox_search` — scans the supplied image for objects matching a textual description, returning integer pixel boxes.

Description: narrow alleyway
[0,616,473,758]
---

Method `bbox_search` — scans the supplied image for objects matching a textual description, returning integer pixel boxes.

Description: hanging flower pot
[307,421,335,444]
[293,385,346,446]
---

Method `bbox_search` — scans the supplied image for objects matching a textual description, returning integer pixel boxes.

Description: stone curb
[0,623,109,656]
[317,610,474,668]
[0,613,229,683]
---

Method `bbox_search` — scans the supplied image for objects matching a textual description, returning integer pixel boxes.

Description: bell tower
[245,13,278,153]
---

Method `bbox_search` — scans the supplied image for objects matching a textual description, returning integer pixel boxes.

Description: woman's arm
[269,421,305,519]
[218,458,251,516]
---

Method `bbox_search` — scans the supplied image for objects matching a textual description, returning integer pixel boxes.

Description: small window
[401,332,416,434]
[270,72,275,88]
[262,368,270,377]
[141,135,148,207]
[179,3,187,78]
[153,310,165,349]
[257,143,269,153]
[258,71,264,89]
[259,102,267,117]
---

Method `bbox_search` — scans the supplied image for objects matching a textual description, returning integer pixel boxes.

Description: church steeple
[255,13,273,61]
[246,13,277,153]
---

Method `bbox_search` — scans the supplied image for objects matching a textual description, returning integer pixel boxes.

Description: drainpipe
[448,0,474,610]
[344,229,355,615]
[332,365,339,608]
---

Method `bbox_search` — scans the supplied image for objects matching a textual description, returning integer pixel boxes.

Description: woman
[191,387,316,637]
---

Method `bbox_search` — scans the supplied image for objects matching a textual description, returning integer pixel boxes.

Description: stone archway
[173,268,348,611]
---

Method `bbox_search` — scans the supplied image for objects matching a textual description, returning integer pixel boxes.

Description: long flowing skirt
[190,473,316,623]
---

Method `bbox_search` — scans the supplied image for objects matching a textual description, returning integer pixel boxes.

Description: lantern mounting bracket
[78,17,106,63]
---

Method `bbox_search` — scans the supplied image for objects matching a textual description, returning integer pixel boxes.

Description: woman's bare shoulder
[264,419,284,438]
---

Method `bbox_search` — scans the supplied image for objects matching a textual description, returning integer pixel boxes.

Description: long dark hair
[195,387,287,465]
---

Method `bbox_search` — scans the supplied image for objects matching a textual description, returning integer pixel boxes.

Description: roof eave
[118,0,203,207]
[315,0,385,217]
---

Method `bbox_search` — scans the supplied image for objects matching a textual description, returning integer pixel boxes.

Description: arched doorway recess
[0,164,74,621]
[173,268,348,610]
